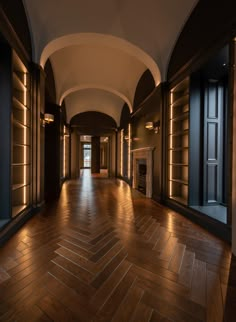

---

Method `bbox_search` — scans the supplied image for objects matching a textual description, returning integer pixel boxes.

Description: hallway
[0,174,234,321]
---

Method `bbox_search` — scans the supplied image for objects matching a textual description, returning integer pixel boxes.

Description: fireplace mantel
[131,147,155,198]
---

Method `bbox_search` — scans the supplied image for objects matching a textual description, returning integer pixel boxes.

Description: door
[203,80,224,205]
[83,143,91,168]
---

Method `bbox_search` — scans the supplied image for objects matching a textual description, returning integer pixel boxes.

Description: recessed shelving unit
[12,51,31,218]
[168,77,189,205]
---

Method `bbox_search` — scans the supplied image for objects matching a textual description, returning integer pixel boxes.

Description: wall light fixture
[145,120,160,134]
[44,113,54,123]
[41,113,54,127]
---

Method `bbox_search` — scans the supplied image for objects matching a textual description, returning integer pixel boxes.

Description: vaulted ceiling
[22,0,198,126]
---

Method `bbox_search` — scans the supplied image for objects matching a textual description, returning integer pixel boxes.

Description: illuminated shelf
[12,183,29,191]
[169,196,188,206]
[168,77,189,205]
[169,129,189,137]
[12,118,30,129]
[11,51,31,218]
[13,143,30,148]
[12,205,28,218]
[170,111,189,122]
[13,72,27,91]
[170,178,188,185]
[13,96,28,110]
[169,147,188,152]
[171,94,189,108]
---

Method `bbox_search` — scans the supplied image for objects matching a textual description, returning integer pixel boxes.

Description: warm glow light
[169,169,173,197]
[63,126,66,177]
[128,123,131,179]
[169,91,173,198]
[170,91,173,105]
[120,129,124,176]
[145,122,154,130]
[23,73,27,204]
[44,113,54,123]
[23,73,27,106]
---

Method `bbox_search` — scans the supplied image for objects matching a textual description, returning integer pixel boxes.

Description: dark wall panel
[133,69,155,112]
[0,43,12,218]
[45,60,56,104]
[91,136,100,173]
[120,103,130,128]
[44,104,61,201]
[0,0,32,59]
[168,0,236,81]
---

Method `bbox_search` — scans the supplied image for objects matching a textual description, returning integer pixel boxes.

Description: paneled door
[203,80,224,205]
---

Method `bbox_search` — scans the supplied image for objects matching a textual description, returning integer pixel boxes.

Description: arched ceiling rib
[65,88,124,126]
[40,34,161,86]
[22,0,199,126]
[59,85,132,114]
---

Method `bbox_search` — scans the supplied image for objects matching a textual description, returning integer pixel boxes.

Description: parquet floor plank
[168,243,186,273]
[158,236,178,261]
[91,247,127,288]
[48,261,95,299]
[142,289,203,322]
[178,249,195,288]
[190,259,207,307]
[206,269,224,322]
[150,310,173,322]
[60,234,93,256]
[52,254,93,283]
[94,268,136,322]
[37,293,78,322]
[153,227,171,252]
[143,218,157,237]
[89,237,120,262]
[42,272,94,321]
[55,246,97,274]
[111,283,144,322]
[130,301,153,322]
[90,260,132,313]
[136,275,206,321]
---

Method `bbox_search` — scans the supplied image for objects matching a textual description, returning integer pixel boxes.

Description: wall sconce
[145,120,160,134]
[44,113,54,123]
[41,113,54,127]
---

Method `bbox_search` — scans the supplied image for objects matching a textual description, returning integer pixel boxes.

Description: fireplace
[137,161,147,194]
[131,147,155,198]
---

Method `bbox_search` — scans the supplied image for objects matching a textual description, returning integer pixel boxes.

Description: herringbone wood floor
[0,171,234,321]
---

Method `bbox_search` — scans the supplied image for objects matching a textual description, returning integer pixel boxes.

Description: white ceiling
[23,0,198,126]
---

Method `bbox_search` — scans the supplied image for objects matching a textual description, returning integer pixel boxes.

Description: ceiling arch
[40,33,161,86]
[70,111,117,136]
[64,88,125,125]
[59,84,132,113]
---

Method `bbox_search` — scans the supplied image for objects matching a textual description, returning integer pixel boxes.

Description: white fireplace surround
[131,147,155,198]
